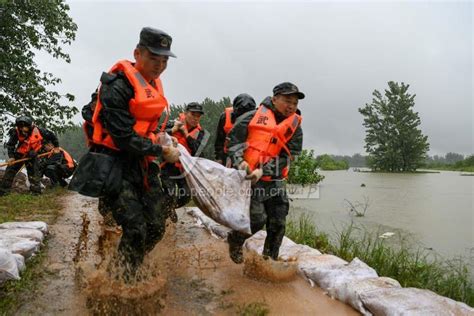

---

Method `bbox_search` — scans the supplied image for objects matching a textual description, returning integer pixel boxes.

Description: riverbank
[285,214,473,306]
[0,188,66,312]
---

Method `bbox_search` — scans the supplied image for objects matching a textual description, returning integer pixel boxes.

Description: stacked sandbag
[187,209,473,314]
[360,287,474,315]
[329,277,401,315]
[0,248,21,283]
[0,221,48,283]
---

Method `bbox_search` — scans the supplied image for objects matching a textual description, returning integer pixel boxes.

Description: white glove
[162,145,180,163]
[245,168,263,184]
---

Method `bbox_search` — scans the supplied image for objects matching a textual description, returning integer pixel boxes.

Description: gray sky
[36,0,473,156]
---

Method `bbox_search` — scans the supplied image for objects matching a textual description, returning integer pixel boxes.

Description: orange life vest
[223,107,234,135]
[47,147,75,169]
[243,105,301,181]
[16,127,43,156]
[90,60,169,160]
[222,107,233,154]
[172,113,202,154]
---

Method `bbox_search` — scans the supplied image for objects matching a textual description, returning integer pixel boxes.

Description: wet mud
[15,194,359,315]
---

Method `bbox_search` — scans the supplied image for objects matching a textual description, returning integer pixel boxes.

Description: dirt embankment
[15,193,358,315]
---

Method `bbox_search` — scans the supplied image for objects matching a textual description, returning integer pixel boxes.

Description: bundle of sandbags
[0,221,48,283]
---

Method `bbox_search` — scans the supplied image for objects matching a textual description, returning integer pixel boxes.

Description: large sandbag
[0,221,48,234]
[360,287,474,316]
[329,277,401,315]
[0,228,44,242]
[0,248,21,282]
[307,257,378,291]
[13,253,25,272]
[161,131,251,234]
[0,236,40,258]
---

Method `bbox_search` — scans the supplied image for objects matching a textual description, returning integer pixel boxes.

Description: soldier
[161,102,209,220]
[226,82,304,263]
[70,27,180,277]
[0,116,59,195]
[214,93,256,166]
[39,142,76,188]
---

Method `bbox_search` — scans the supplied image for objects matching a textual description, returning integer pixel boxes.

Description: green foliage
[0,0,78,141]
[287,149,325,185]
[316,154,349,170]
[285,215,474,306]
[359,81,430,172]
[168,97,230,159]
[424,154,474,172]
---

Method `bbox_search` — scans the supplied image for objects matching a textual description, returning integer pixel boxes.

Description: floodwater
[290,169,474,265]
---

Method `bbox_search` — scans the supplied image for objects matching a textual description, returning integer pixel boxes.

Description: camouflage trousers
[0,157,41,195]
[101,166,171,274]
[228,181,289,260]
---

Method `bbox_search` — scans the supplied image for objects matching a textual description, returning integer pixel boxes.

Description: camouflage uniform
[227,96,303,261]
[0,126,58,195]
[39,149,76,187]
[80,71,171,273]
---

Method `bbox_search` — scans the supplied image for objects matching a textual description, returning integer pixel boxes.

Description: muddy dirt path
[16,193,101,315]
[15,193,358,315]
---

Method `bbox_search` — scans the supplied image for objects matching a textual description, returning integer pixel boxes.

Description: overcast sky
[36,0,473,156]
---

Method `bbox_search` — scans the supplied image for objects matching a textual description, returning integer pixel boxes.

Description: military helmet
[15,116,33,128]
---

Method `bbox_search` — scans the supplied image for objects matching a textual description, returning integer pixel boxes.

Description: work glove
[28,150,38,159]
[162,145,180,163]
[245,168,263,185]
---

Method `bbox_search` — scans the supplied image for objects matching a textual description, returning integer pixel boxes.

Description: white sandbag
[186,207,231,239]
[0,236,40,258]
[329,277,401,315]
[0,221,48,234]
[12,253,25,272]
[160,131,251,234]
[308,257,378,291]
[0,228,44,242]
[360,287,474,316]
[0,248,20,282]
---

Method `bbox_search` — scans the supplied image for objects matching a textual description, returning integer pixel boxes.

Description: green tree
[359,81,430,172]
[0,0,78,141]
[287,149,325,185]
[316,154,349,170]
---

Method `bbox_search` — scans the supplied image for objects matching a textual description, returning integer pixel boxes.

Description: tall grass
[286,214,474,306]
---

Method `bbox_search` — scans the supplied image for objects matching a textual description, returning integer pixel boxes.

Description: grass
[237,301,270,316]
[286,214,474,306]
[0,188,66,223]
[0,188,67,314]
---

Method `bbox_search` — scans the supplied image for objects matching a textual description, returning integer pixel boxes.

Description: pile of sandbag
[0,221,48,283]
[187,208,474,315]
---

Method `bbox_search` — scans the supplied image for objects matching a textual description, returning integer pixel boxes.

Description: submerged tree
[359,81,429,172]
[0,0,78,141]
